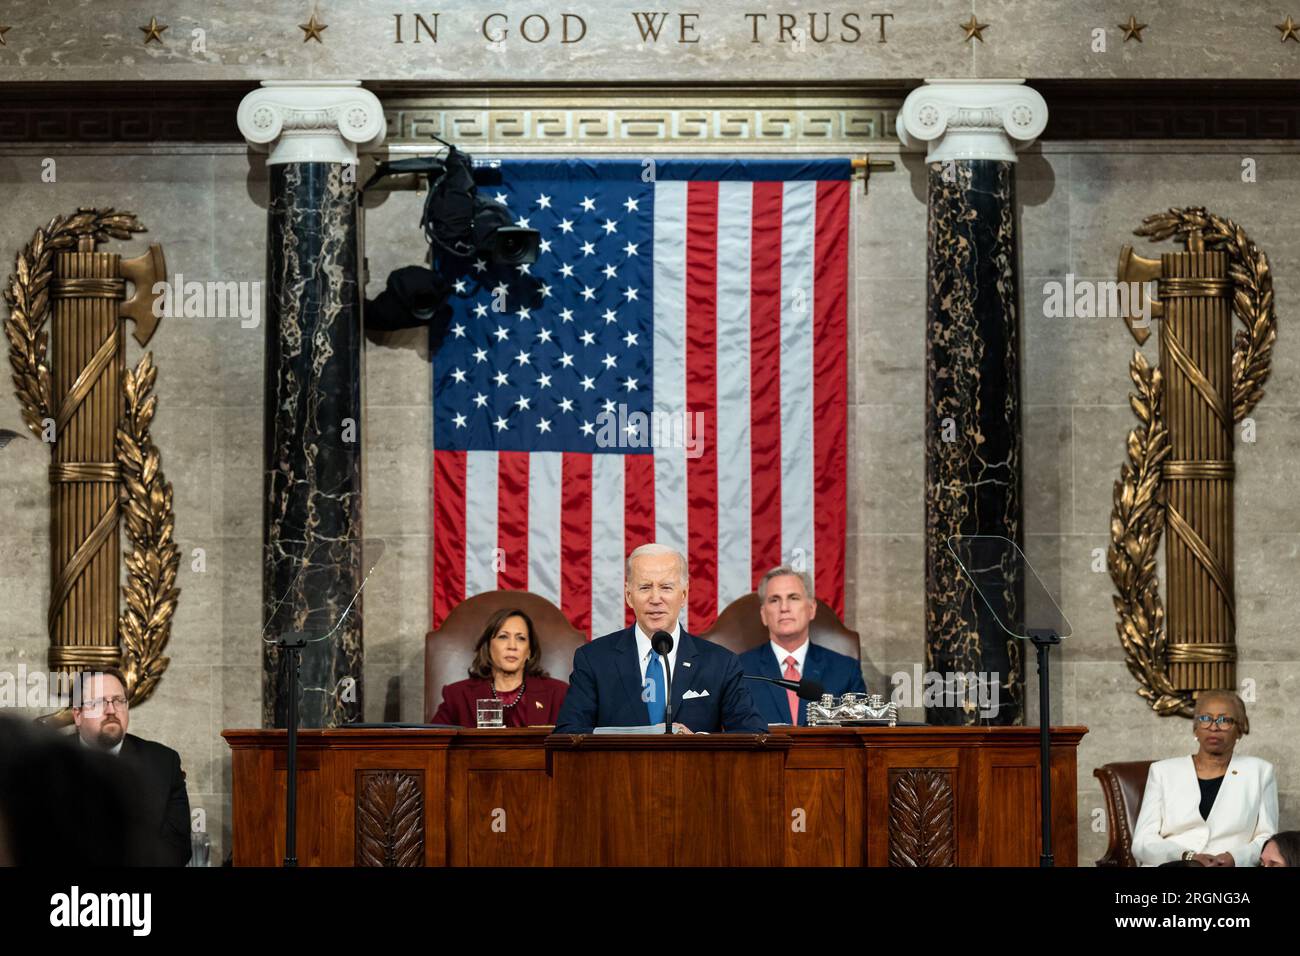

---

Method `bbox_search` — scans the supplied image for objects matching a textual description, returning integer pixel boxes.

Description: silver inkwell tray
[806,692,898,727]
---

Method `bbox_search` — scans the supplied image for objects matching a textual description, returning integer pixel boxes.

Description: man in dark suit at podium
[555,544,766,734]
[739,566,866,726]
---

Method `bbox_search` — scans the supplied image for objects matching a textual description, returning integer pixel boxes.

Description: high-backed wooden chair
[1093,760,1155,867]
[424,590,586,723]
[700,592,860,661]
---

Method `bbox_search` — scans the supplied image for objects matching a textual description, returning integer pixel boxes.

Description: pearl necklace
[491,676,526,710]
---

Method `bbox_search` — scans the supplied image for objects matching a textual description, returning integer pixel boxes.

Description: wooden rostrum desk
[223,725,1086,866]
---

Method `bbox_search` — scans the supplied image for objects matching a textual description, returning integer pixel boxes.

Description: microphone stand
[265,542,387,869]
[277,632,307,868]
[661,652,673,735]
[1029,628,1060,868]
[945,533,1067,868]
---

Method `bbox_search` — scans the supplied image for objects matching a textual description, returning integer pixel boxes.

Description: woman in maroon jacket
[431,608,568,727]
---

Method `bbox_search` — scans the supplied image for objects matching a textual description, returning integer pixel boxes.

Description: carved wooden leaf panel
[355,770,425,867]
[888,768,955,867]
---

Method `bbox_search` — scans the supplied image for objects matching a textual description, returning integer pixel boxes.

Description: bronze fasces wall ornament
[1108,207,1277,717]
[4,208,179,717]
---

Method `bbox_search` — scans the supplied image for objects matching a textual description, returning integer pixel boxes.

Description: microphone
[651,630,674,735]
[743,673,825,701]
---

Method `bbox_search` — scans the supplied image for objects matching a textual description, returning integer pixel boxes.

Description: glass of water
[187,831,210,867]
[476,698,504,728]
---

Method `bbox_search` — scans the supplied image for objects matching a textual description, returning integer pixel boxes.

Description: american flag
[431,157,849,636]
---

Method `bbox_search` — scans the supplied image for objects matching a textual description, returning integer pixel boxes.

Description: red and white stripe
[432,176,849,635]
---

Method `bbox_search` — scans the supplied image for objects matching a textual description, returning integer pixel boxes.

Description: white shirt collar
[635,620,682,678]
[771,637,810,674]
[79,735,124,757]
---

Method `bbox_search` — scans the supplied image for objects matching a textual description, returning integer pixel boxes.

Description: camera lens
[498,234,527,259]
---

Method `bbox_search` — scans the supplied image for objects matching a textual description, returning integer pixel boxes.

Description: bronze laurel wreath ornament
[117,351,179,705]
[1108,207,1276,718]
[4,208,178,712]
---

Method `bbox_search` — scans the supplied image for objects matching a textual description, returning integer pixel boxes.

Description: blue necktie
[645,653,666,725]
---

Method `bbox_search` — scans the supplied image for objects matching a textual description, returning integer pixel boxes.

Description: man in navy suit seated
[739,566,866,726]
[555,543,766,734]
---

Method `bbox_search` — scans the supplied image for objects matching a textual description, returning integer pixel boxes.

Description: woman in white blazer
[1132,690,1278,866]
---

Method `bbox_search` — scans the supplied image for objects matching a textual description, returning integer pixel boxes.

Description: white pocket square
[681,689,709,699]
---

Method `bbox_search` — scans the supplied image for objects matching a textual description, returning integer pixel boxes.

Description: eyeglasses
[81,695,129,714]
[1194,714,1236,728]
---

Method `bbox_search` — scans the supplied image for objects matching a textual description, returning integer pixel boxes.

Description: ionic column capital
[237,80,385,165]
[897,79,1047,163]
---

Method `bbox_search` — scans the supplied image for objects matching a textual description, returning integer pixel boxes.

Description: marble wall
[1,137,1296,864]
[1014,143,1300,864]
[859,141,1300,864]
[0,146,267,861]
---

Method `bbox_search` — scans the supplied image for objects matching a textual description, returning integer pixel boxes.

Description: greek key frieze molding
[4,81,1300,145]
[380,90,901,150]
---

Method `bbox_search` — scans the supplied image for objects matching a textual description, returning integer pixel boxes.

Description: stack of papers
[594,724,668,734]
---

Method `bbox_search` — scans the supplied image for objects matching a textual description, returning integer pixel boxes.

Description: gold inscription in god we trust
[390,11,898,45]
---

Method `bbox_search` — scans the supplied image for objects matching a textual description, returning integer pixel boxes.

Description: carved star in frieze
[1276,16,1300,42]
[1118,15,1147,42]
[0,25,11,46]
[140,17,168,44]
[299,13,328,43]
[959,15,989,43]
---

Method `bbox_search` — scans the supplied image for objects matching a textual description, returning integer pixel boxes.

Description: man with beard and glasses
[72,668,192,866]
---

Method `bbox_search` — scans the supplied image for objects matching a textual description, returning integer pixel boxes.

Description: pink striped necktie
[783,656,801,724]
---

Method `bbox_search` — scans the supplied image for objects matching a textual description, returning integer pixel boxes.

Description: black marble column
[261,162,363,728]
[924,160,1024,726]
